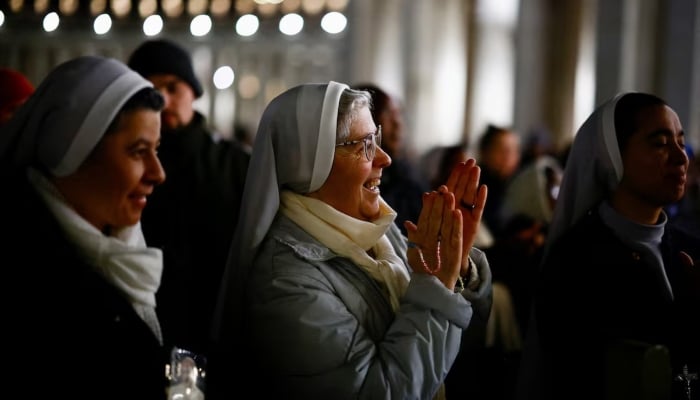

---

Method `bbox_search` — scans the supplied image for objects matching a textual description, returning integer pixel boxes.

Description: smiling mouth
[364,178,381,192]
[130,192,150,203]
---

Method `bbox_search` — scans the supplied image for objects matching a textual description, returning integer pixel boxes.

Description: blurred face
[484,130,521,180]
[514,222,546,256]
[378,96,404,157]
[309,107,391,222]
[617,104,688,208]
[146,73,195,131]
[54,109,166,233]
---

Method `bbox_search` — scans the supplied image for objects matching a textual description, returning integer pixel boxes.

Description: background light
[279,13,303,36]
[138,0,157,17]
[320,11,346,34]
[93,13,112,34]
[238,74,261,99]
[90,0,107,16]
[143,14,163,36]
[42,12,60,32]
[190,14,212,37]
[235,14,259,37]
[111,0,131,17]
[59,0,79,15]
[213,66,235,89]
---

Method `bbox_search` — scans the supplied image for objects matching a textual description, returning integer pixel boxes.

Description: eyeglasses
[335,125,382,162]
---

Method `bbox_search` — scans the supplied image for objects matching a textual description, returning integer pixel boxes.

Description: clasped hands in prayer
[405,159,488,291]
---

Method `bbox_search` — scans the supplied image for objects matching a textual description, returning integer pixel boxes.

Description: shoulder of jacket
[266,216,338,262]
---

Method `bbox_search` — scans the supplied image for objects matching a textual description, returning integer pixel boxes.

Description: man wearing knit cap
[128,39,250,368]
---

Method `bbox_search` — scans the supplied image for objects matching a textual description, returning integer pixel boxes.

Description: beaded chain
[407,240,441,274]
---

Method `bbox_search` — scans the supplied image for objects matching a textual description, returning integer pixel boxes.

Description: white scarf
[28,168,164,342]
[280,190,411,311]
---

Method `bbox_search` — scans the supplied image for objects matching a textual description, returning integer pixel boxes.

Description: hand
[404,186,463,290]
[445,159,487,276]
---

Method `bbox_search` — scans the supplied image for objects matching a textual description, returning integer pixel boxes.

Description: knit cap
[128,39,203,98]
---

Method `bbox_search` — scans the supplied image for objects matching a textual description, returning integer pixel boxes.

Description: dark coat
[478,166,510,237]
[535,208,700,400]
[4,174,168,400]
[140,112,250,358]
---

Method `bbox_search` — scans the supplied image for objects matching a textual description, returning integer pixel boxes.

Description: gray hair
[336,88,372,142]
